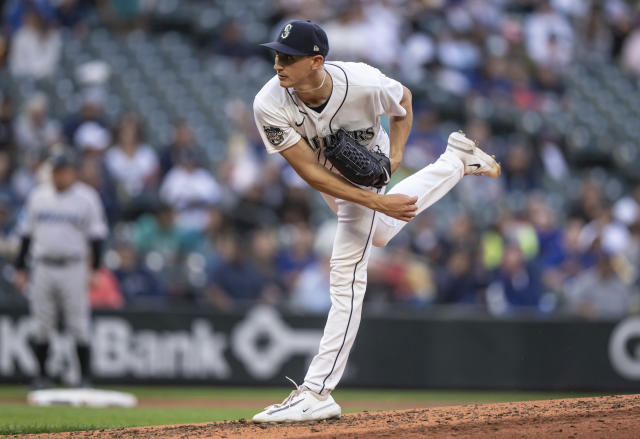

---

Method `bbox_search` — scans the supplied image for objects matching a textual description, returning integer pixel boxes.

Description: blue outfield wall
[1,306,640,390]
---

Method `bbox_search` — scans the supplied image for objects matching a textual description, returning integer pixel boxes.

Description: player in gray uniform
[252,20,500,422]
[14,153,108,389]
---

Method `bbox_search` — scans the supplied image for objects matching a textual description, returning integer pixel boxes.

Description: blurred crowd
[0,0,639,319]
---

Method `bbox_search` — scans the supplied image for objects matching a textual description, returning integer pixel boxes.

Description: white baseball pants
[29,261,91,345]
[303,151,464,393]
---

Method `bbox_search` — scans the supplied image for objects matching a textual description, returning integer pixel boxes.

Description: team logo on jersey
[306,127,375,151]
[264,126,285,146]
[281,24,292,39]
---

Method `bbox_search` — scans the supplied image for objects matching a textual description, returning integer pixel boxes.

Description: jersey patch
[263,126,285,146]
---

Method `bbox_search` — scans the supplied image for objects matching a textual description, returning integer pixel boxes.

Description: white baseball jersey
[253,61,406,167]
[18,182,108,259]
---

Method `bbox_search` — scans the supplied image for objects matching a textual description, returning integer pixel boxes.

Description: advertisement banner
[2,306,640,390]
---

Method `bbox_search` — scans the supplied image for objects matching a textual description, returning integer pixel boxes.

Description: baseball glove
[324,128,391,188]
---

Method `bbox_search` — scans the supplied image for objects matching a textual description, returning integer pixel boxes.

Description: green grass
[0,385,610,436]
[0,404,254,435]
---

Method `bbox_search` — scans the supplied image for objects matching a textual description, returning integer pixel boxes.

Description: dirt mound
[26,394,640,438]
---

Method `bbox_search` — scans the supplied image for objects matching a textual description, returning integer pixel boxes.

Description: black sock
[33,342,49,378]
[76,344,91,381]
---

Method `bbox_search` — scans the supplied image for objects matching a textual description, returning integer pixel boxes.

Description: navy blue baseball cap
[261,20,329,57]
[51,152,78,170]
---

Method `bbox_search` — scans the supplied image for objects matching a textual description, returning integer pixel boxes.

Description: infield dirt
[17,394,640,438]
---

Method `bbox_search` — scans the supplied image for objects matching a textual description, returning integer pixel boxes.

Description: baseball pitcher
[252,20,500,422]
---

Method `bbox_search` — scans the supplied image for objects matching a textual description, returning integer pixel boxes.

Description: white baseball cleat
[252,378,341,423]
[446,131,501,178]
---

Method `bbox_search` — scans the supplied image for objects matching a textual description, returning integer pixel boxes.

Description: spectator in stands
[0,92,14,153]
[488,241,543,312]
[104,112,159,214]
[0,152,17,210]
[275,222,318,292]
[507,58,540,111]
[541,217,596,295]
[577,207,630,262]
[621,22,640,75]
[478,55,512,102]
[134,202,205,300]
[160,149,221,232]
[0,192,19,304]
[436,248,482,305]
[249,228,285,305]
[210,20,259,60]
[323,2,400,69]
[528,195,583,296]
[8,4,61,78]
[502,137,539,192]
[89,267,124,309]
[9,148,47,204]
[628,218,640,288]
[322,3,377,65]
[63,87,110,146]
[528,195,564,270]
[613,184,640,228]
[132,202,199,265]
[55,0,89,35]
[291,255,331,313]
[96,0,149,32]
[380,238,436,307]
[537,132,569,182]
[570,179,606,223]
[73,121,120,224]
[402,106,444,170]
[436,29,482,74]
[577,3,613,61]
[112,241,165,305]
[613,184,640,275]
[226,182,280,234]
[159,120,208,176]
[0,192,17,260]
[205,231,267,310]
[277,186,312,224]
[564,237,633,319]
[14,93,61,163]
[442,213,479,255]
[524,1,574,69]
[73,120,111,153]
[4,0,56,33]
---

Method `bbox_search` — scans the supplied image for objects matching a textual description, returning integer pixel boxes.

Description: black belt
[38,256,83,266]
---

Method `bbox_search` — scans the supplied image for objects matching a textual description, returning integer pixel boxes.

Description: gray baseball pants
[29,260,90,344]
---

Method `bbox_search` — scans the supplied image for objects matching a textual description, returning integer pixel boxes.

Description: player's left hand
[375,194,418,222]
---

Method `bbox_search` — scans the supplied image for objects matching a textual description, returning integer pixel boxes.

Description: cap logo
[313,45,319,52]
[281,24,292,39]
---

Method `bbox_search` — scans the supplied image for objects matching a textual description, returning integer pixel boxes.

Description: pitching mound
[27,394,640,438]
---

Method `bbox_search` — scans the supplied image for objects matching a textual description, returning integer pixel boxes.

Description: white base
[27,388,138,408]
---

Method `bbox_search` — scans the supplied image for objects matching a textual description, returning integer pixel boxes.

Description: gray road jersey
[18,181,108,259]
